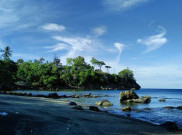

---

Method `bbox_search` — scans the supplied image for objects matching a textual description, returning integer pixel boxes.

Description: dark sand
[0,94,181,135]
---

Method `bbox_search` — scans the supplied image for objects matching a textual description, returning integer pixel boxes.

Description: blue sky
[0,0,182,88]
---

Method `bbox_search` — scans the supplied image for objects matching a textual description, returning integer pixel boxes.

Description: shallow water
[15,89,182,128]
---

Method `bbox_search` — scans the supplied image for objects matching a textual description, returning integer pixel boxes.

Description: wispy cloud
[44,43,68,52]
[42,23,66,32]
[93,26,107,36]
[137,26,167,53]
[114,42,125,62]
[102,0,149,11]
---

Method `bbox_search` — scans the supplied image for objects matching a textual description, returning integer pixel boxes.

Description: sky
[0,0,182,89]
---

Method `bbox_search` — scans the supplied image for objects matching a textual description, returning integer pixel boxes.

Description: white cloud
[42,23,65,32]
[44,43,68,52]
[103,0,149,11]
[93,26,106,36]
[137,26,167,53]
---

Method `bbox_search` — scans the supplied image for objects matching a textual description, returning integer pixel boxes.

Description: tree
[105,65,111,73]
[90,57,98,69]
[66,58,73,66]
[39,57,45,64]
[17,59,24,64]
[118,68,134,81]
[97,61,105,71]
[0,46,12,60]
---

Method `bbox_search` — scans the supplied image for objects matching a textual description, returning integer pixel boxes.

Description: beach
[0,94,181,135]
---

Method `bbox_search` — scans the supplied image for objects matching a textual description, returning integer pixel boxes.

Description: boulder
[120,91,139,102]
[159,99,166,102]
[89,106,100,112]
[47,93,59,98]
[122,106,132,112]
[95,100,113,107]
[161,121,179,131]
[177,106,182,110]
[68,102,77,106]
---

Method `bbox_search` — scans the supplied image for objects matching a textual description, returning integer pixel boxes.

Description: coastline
[0,94,181,135]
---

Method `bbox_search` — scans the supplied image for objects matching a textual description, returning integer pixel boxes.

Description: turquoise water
[16,89,182,128]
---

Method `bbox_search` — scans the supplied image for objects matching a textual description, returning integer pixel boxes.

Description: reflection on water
[16,89,182,129]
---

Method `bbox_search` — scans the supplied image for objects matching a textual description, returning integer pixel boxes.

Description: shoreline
[0,94,181,134]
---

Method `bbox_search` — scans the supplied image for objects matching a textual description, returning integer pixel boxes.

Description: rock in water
[68,102,77,106]
[89,106,100,112]
[120,91,139,102]
[47,93,59,98]
[120,91,151,104]
[132,96,151,103]
[95,100,113,107]
[177,106,182,110]
[159,99,166,102]
[161,121,179,131]
[122,106,132,112]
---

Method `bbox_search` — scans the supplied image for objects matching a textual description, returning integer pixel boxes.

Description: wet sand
[0,94,181,135]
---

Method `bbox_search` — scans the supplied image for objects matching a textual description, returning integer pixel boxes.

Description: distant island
[0,46,140,91]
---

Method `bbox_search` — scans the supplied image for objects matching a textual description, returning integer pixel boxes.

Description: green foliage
[0,46,140,90]
[118,68,134,80]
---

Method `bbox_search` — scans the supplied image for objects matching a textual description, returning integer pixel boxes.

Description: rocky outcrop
[122,106,132,112]
[95,100,113,107]
[89,106,100,112]
[120,91,139,102]
[120,91,151,104]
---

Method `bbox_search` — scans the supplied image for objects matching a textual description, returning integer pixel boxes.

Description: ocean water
[15,89,182,128]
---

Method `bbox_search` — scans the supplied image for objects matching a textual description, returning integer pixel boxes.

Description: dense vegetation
[0,46,140,90]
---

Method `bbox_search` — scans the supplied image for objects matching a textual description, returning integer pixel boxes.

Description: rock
[68,102,77,106]
[89,106,100,112]
[120,91,139,102]
[124,96,151,104]
[71,94,79,98]
[164,106,175,109]
[135,96,151,103]
[60,95,68,98]
[143,107,151,110]
[122,106,132,112]
[47,93,59,98]
[95,100,113,107]
[161,121,179,131]
[83,93,92,98]
[130,88,135,91]
[177,106,182,110]
[159,99,166,102]
[72,105,84,110]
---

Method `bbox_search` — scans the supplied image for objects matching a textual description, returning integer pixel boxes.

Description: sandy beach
[0,94,181,135]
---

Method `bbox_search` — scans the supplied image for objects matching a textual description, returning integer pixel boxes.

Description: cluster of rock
[120,91,151,104]
[163,106,182,110]
[1,91,108,99]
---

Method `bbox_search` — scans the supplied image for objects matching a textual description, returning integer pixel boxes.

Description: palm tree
[105,66,111,73]
[0,46,12,60]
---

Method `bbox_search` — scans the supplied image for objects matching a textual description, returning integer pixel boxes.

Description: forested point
[0,46,140,90]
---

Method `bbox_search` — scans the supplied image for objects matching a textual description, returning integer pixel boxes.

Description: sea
[15,88,182,129]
